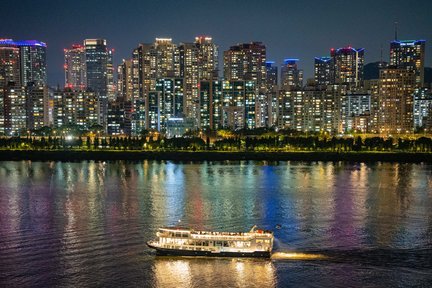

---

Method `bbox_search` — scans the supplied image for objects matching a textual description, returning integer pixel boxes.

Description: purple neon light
[0,39,47,47]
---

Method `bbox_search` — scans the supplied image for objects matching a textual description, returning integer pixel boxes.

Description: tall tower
[389,39,425,88]
[223,42,266,90]
[0,45,21,87]
[117,59,133,101]
[280,59,303,90]
[18,40,47,86]
[314,56,333,86]
[378,67,416,134]
[0,39,47,87]
[84,39,108,95]
[179,36,219,119]
[265,61,278,91]
[64,44,86,89]
[194,36,218,81]
[331,46,365,90]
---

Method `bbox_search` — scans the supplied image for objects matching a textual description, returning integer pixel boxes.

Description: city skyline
[3,0,432,86]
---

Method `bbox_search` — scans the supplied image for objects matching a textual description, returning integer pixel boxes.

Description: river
[0,160,431,287]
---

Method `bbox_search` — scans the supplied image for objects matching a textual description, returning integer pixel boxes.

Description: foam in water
[271,252,327,260]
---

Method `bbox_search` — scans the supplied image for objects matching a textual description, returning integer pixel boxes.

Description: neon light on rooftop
[336,47,364,53]
[314,57,331,62]
[391,39,426,45]
[0,39,47,47]
[284,58,299,64]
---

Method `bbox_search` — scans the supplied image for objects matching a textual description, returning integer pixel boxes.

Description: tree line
[1,135,432,152]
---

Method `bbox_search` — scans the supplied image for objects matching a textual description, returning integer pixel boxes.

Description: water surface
[0,161,431,287]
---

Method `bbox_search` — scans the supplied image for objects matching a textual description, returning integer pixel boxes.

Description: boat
[147,225,274,258]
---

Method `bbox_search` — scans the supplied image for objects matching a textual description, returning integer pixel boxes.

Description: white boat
[147,225,274,258]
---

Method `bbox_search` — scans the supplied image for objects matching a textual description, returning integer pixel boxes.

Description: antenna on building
[380,44,384,68]
[394,21,398,41]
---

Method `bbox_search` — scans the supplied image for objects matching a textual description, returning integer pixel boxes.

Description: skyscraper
[194,36,218,81]
[117,59,133,101]
[314,56,333,86]
[179,36,218,119]
[0,39,47,135]
[0,45,21,87]
[378,67,416,134]
[64,44,86,89]
[265,61,278,127]
[199,80,222,130]
[221,80,256,130]
[83,39,112,129]
[154,78,184,131]
[413,88,432,130]
[390,39,426,88]
[265,61,278,92]
[18,41,47,86]
[331,46,365,90]
[223,42,266,90]
[131,39,180,108]
[84,39,109,95]
[280,59,303,90]
[0,39,47,87]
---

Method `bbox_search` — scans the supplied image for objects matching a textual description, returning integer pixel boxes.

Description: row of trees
[1,135,432,152]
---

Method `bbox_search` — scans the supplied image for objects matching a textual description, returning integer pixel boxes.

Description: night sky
[2,0,432,86]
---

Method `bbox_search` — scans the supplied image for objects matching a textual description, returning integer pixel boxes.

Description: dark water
[0,161,431,287]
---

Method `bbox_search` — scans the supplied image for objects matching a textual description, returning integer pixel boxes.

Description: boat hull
[147,242,271,258]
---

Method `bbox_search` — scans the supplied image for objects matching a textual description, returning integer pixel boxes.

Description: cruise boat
[147,225,274,258]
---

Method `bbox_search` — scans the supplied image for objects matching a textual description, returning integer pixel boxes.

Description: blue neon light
[314,56,331,62]
[391,39,426,45]
[0,39,47,47]
[284,58,299,64]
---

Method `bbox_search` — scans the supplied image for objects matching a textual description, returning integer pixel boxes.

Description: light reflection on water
[153,257,276,288]
[0,160,431,287]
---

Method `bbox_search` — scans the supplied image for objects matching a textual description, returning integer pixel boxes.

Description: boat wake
[271,252,327,260]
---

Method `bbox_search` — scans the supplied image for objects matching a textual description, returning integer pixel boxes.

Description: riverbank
[0,149,431,162]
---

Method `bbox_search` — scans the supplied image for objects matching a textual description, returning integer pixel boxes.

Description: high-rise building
[179,36,218,119]
[277,84,346,133]
[84,39,112,130]
[117,59,133,101]
[107,48,115,100]
[107,99,125,135]
[280,59,303,90]
[314,56,333,86]
[378,67,416,134]
[194,36,218,81]
[153,78,184,132]
[199,80,222,130]
[26,84,49,130]
[221,80,256,130]
[64,44,86,90]
[18,41,47,86]
[265,61,278,91]
[179,42,200,119]
[52,88,99,129]
[345,92,371,132]
[0,45,21,87]
[0,39,47,87]
[223,42,266,90]
[131,39,180,108]
[264,61,278,128]
[390,40,426,88]
[84,39,109,95]
[413,88,432,130]
[2,85,27,135]
[0,40,47,134]
[332,46,365,90]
